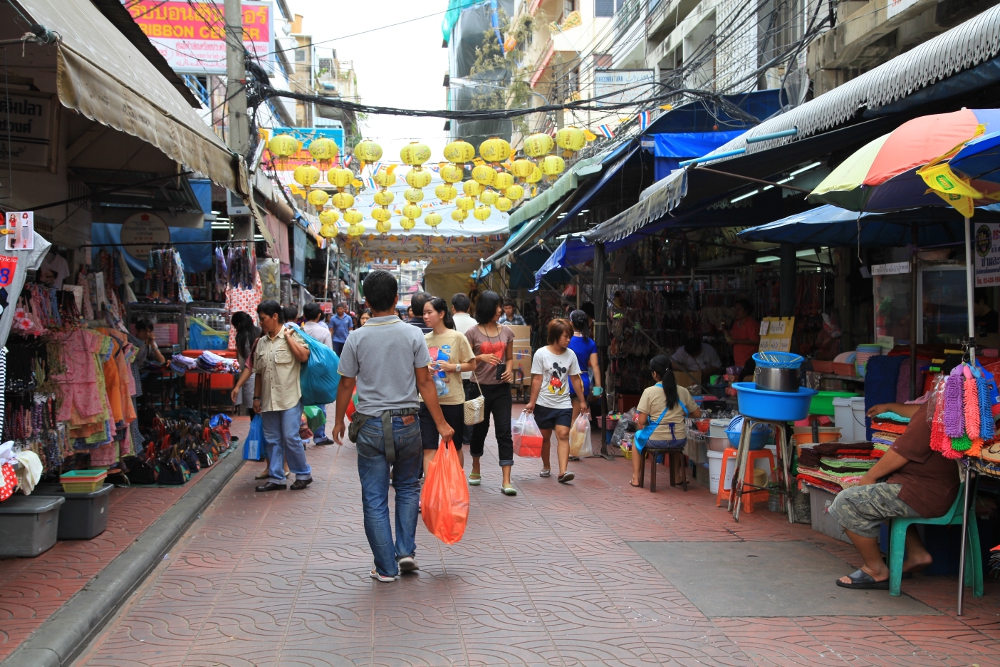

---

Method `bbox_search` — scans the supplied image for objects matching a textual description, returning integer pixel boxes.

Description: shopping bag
[570,413,593,458]
[512,411,543,458]
[421,438,469,544]
[303,404,326,432]
[287,324,340,406]
[243,415,266,461]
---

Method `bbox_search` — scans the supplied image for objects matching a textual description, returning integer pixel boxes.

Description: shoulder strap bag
[634,383,689,451]
[464,372,485,426]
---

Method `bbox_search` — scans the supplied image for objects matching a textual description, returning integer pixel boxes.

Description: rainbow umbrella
[919,130,1000,215]
[808,109,1000,212]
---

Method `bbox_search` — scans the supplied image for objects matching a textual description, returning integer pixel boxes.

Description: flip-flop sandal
[558,472,575,483]
[539,469,551,478]
[254,471,269,480]
[629,481,641,487]
[568,456,580,461]
[501,484,517,496]
[835,569,889,590]
[468,473,481,486]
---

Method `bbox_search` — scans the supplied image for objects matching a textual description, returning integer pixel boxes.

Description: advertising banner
[128,1,273,75]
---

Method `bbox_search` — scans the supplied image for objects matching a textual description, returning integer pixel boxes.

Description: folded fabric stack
[197,351,240,374]
[170,354,197,374]
[870,411,907,454]
[796,441,884,494]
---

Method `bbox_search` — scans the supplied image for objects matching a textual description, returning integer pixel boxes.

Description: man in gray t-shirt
[333,271,454,582]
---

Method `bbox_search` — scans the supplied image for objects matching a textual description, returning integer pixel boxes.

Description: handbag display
[464,374,485,426]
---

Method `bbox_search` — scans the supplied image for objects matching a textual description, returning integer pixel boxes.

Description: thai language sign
[974,222,1000,286]
[127,1,273,75]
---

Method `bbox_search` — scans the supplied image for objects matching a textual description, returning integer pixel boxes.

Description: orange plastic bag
[421,438,470,544]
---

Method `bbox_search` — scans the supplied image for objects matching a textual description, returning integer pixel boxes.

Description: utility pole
[225,0,253,241]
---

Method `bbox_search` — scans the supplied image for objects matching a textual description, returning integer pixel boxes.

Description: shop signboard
[120,212,170,261]
[0,93,57,171]
[127,1,273,75]
[4,211,33,251]
[594,69,655,107]
[888,0,923,18]
[974,222,1000,287]
[871,261,910,276]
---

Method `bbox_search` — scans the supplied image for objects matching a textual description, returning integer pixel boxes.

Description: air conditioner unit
[227,190,250,216]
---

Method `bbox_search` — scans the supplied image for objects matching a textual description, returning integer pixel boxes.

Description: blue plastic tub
[726,428,770,450]
[733,382,818,422]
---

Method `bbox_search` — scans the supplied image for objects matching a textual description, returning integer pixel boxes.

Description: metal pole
[593,242,613,460]
[323,243,330,302]
[910,223,918,400]
[225,0,252,242]
[957,215,976,616]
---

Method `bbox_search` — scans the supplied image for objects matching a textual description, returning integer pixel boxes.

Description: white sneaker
[398,556,419,573]
[370,569,397,582]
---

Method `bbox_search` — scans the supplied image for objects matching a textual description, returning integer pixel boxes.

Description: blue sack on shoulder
[243,415,266,461]
[287,324,341,406]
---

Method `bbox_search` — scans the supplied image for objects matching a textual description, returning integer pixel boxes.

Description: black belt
[354,407,419,463]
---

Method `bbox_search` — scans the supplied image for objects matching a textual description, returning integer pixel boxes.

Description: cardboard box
[512,345,532,384]
[506,324,530,341]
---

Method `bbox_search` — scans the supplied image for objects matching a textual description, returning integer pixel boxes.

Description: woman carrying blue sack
[630,355,701,488]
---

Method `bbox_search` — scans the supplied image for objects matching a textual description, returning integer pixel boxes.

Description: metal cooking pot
[754,366,800,393]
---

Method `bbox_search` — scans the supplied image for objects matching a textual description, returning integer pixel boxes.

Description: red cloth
[731,317,760,367]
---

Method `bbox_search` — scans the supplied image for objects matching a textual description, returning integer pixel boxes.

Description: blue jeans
[262,401,312,485]
[313,404,327,440]
[356,414,422,577]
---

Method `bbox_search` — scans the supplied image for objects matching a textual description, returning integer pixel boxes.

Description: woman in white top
[630,355,701,488]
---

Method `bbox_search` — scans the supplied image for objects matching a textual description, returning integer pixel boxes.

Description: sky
[289,0,453,163]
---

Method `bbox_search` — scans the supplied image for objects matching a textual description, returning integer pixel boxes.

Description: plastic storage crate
[0,495,64,557]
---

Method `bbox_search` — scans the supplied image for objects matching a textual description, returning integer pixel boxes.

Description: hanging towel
[13,450,42,495]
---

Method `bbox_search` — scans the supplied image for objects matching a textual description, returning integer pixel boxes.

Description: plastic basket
[60,470,107,494]
[752,352,804,369]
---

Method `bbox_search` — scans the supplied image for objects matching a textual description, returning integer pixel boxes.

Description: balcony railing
[615,0,641,37]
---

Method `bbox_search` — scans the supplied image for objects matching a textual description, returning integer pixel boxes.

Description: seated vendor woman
[630,355,701,487]
[829,402,960,589]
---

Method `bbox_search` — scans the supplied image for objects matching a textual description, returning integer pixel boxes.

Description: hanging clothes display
[146,248,193,303]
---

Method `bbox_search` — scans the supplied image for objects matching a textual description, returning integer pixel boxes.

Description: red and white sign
[5,211,33,251]
[127,1,273,75]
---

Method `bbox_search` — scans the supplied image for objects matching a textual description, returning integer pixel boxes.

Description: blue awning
[645,131,747,158]
[736,205,982,247]
[644,90,782,135]
[544,146,639,239]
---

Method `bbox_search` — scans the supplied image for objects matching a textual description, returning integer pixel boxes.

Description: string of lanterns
[268,127,589,240]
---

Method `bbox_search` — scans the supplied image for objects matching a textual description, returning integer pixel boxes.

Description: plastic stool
[888,481,983,597]
[716,447,774,512]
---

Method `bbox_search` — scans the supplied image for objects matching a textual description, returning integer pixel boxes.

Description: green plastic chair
[888,482,983,597]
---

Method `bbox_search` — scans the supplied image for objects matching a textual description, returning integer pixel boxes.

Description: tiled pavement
[71,411,1000,667]
[0,418,251,661]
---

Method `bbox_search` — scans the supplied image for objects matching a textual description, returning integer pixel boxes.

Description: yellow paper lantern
[452,209,468,222]
[404,187,424,203]
[479,137,512,163]
[510,158,534,179]
[425,212,443,228]
[402,204,422,220]
[524,133,555,158]
[472,165,496,186]
[293,165,321,188]
[376,220,392,234]
[319,209,339,226]
[541,155,565,176]
[462,181,481,198]
[400,142,431,166]
[495,197,512,212]
[373,190,394,207]
[556,126,586,153]
[347,223,365,237]
[344,209,364,225]
[319,223,337,239]
[268,134,298,159]
[527,165,543,183]
[455,196,475,211]
[374,169,397,188]
[474,206,492,221]
[493,172,514,190]
[332,192,355,210]
[479,189,499,206]
[435,184,458,202]
[443,140,475,164]
[440,163,464,183]
[505,184,524,201]
[328,167,353,190]
[400,217,416,230]
[307,137,338,166]
[307,189,330,207]
[372,207,392,222]
[354,140,383,164]
[405,169,433,189]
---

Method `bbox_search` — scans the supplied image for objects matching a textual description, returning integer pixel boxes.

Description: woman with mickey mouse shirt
[526,319,587,484]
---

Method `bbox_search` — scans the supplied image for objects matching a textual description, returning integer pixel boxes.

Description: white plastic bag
[570,413,593,458]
